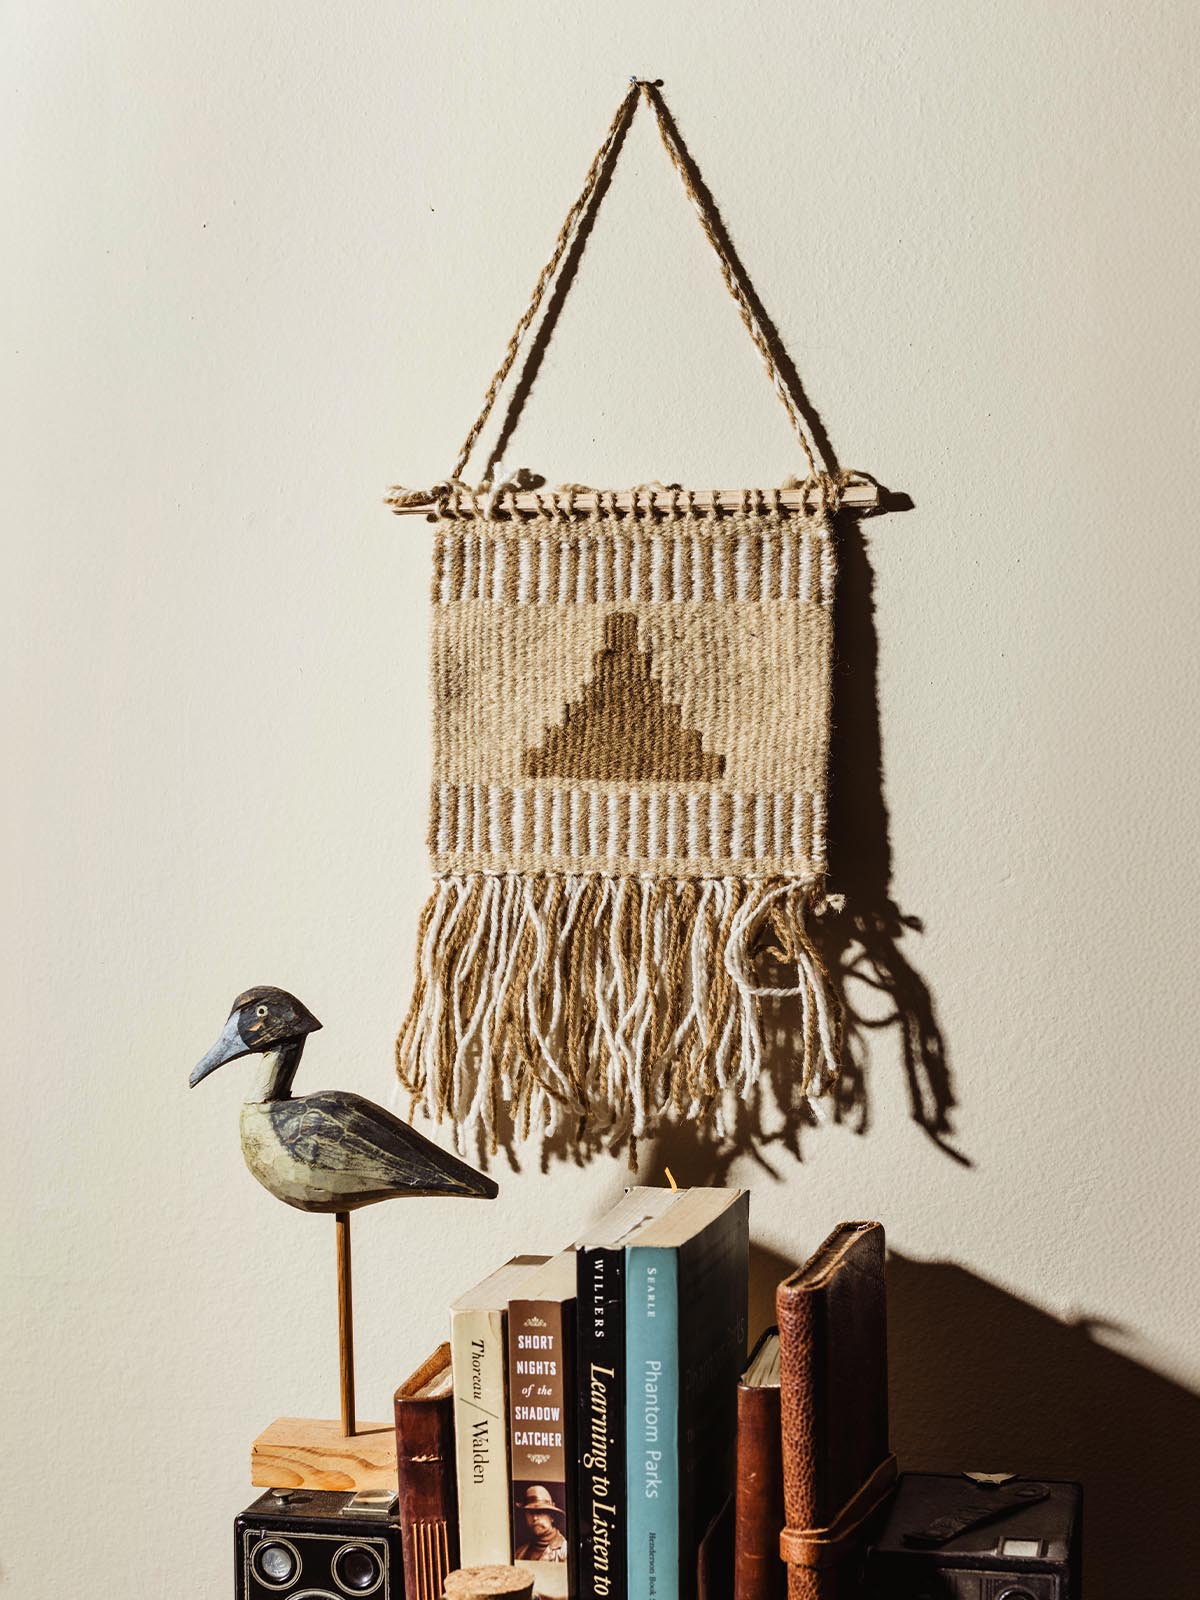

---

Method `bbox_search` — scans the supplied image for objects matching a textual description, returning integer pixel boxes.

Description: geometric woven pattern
[398,500,843,1150]
[428,781,827,881]
[429,507,834,879]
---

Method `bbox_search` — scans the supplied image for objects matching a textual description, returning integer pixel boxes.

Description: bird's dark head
[189,987,322,1087]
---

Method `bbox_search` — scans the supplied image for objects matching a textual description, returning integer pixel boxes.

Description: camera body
[864,1473,1082,1600]
[235,1487,404,1599]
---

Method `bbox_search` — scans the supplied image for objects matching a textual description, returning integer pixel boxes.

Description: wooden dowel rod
[336,1210,356,1438]
[386,478,882,518]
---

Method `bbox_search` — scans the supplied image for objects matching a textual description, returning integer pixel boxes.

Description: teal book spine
[625,1244,678,1600]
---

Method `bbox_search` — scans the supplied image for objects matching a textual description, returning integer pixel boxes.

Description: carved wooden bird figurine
[190,986,497,1211]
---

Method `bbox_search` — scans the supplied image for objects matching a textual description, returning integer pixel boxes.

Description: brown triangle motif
[523,612,726,783]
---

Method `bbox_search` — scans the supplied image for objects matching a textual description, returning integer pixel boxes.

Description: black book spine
[576,1245,626,1600]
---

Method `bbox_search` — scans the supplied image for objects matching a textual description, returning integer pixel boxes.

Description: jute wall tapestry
[389,81,880,1156]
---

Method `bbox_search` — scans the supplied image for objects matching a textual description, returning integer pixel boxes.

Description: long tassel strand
[396,873,842,1151]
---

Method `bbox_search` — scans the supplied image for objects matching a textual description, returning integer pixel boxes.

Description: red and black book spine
[394,1342,459,1600]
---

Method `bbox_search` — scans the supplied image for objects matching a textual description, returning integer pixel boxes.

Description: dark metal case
[235,1488,404,1599]
[864,1473,1082,1600]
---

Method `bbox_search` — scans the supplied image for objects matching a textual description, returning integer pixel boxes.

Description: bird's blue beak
[189,1012,250,1087]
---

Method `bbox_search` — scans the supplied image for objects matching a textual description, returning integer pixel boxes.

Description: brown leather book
[395,1341,460,1600]
[775,1223,896,1600]
[735,1327,785,1600]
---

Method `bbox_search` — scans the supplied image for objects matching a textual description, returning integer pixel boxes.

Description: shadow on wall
[696,499,963,1174]
[742,1241,1199,1600]
[889,1253,1198,1600]
[817,508,964,1164]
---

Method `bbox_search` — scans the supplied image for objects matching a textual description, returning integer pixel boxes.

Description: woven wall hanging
[390,81,879,1156]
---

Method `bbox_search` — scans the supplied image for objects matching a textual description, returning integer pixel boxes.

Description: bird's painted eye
[256,1004,268,1018]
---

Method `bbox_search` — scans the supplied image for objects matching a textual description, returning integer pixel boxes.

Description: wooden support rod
[336,1210,356,1438]
[386,476,882,519]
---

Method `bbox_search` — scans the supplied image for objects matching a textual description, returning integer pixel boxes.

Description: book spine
[776,1287,819,1536]
[625,1245,679,1600]
[510,1293,576,1597]
[576,1245,626,1600]
[394,1388,459,1600]
[451,1302,513,1566]
[677,1196,749,1600]
[733,1381,785,1600]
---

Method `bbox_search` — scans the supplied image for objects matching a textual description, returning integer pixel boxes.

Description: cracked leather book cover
[775,1222,891,1600]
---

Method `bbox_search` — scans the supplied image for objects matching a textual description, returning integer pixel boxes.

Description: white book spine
[451,1303,512,1565]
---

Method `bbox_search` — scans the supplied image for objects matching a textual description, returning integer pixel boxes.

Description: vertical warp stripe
[672,531,686,603]
[487,785,502,854]
[491,538,507,603]
[455,784,470,858]
[537,536,552,605]
[568,788,583,857]
[646,790,660,859]
[819,528,835,608]
[532,787,547,854]
[606,789,620,859]
[790,791,806,859]
[753,792,768,859]
[798,526,813,605]
[587,788,603,860]
[627,790,641,860]
[685,791,701,856]
[664,791,679,857]
[650,533,665,602]
[730,792,746,858]
[735,531,750,601]
[517,539,533,604]
[712,531,727,601]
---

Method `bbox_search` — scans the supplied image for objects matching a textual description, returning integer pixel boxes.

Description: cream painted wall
[6,3,1200,1596]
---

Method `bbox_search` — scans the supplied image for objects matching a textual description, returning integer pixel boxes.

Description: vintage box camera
[236,1487,404,1599]
[864,1473,1082,1600]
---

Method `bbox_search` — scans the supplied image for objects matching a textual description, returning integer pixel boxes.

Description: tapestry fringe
[396,874,842,1153]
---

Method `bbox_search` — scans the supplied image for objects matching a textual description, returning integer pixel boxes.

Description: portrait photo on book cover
[513,1480,569,1563]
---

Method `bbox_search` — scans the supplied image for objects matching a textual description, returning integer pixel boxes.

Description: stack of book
[394,1186,749,1600]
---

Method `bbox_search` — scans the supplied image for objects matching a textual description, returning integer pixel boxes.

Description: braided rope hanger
[389,79,863,516]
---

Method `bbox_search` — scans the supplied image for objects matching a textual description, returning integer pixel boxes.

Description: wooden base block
[251,1415,398,1493]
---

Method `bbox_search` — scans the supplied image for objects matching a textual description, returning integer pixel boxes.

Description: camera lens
[996,1589,1037,1600]
[252,1538,300,1586]
[332,1543,382,1593]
